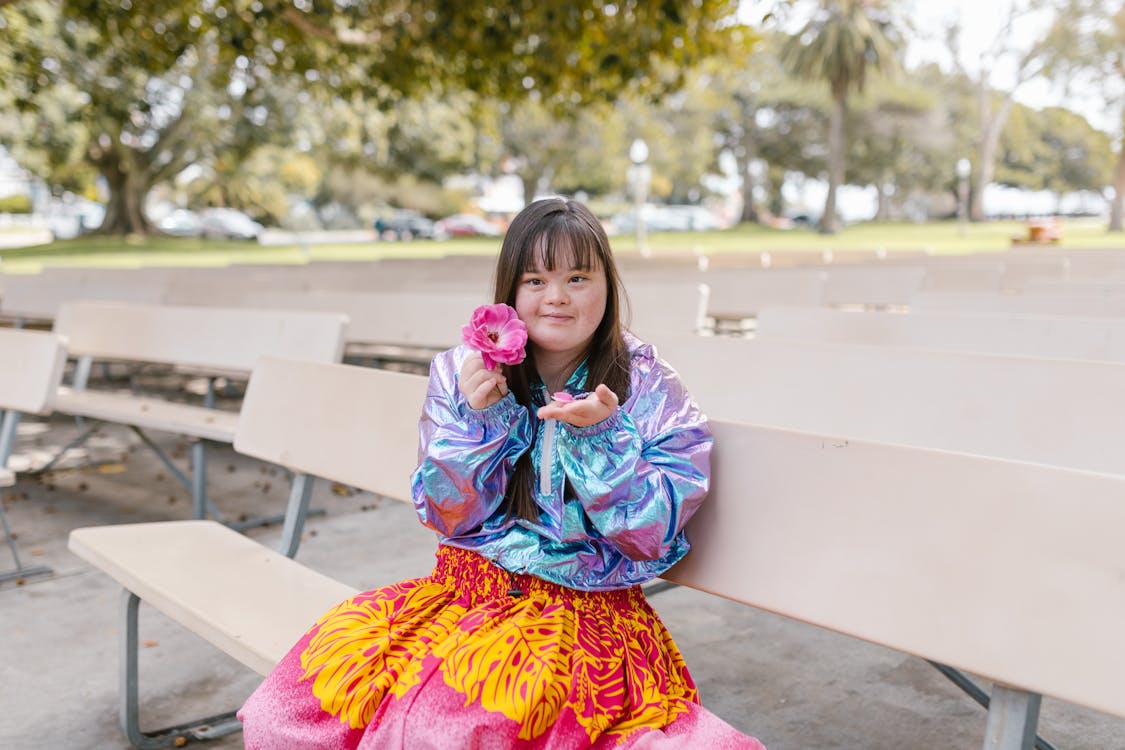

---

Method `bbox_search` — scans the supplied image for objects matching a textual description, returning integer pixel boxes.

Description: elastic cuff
[561,408,624,438]
[463,392,522,428]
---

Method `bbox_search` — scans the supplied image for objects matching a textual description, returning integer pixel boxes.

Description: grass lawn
[1,218,1122,273]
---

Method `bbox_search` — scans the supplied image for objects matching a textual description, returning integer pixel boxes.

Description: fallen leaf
[30,548,44,556]
[142,640,159,648]
[97,464,127,474]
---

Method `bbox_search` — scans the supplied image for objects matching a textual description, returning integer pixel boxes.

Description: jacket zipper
[540,416,556,496]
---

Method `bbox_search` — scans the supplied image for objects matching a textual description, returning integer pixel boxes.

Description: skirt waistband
[432,545,646,610]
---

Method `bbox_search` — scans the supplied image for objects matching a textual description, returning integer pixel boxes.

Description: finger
[472,379,500,407]
[537,404,563,420]
[594,383,618,408]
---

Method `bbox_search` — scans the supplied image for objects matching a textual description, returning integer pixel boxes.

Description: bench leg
[120,590,242,748]
[30,424,94,475]
[0,409,53,583]
[0,409,20,466]
[0,500,52,584]
[128,429,224,521]
[191,440,209,521]
[276,473,315,558]
[982,684,1041,750]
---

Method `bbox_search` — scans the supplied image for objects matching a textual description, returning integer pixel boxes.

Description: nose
[545,281,568,304]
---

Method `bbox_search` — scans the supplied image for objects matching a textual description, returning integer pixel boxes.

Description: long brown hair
[494,198,631,520]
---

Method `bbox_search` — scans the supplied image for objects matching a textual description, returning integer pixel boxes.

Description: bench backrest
[819,265,926,307]
[626,281,709,337]
[53,301,349,374]
[755,305,1125,363]
[703,267,826,320]
[0,274,166,321]
[236,355,1125,720]
[234,356,428,502]
[649,334,1125,476]
[665,421,1125,720]
[0,328,67,414]
[911,290,1125,317]
[241,290,487,349]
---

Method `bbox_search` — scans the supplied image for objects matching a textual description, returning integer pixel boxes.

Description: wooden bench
[0,327,68,584]
[0,270,167,324]
[238,289,486,368]
[755,305,1125,363]
[651,334,1125,476]
[910,290,1125,317]
[69,357,1125,749]
[47,301,349,522]
[69,356,426,747]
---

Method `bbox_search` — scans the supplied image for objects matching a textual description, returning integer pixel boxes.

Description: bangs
[524,220,602,273]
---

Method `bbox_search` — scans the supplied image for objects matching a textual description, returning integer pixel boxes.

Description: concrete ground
[2,400,1124,750]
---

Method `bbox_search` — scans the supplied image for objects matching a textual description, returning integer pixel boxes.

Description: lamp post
[956,158,971,237]
[628,138,651,258]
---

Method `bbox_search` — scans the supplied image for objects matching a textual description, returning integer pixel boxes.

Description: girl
[239,198,765,749]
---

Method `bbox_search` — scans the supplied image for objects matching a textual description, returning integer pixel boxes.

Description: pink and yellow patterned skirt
[238,545,765,749]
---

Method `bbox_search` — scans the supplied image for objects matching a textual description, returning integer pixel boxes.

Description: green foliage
[0,193,32,213]
[997,104,1114,193]
[2,0,747,235]
[780,0,904,98]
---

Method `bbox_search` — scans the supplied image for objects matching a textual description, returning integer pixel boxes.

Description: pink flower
[552,391,574,403]
[461,303,528,370]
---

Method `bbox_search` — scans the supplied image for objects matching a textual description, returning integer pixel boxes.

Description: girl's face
[515,250,607,366]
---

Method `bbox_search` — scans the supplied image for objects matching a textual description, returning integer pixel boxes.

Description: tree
[780,0,902,233]
[843,78,941,219]
[996,104,1114,206]
[1039,0,1125,230]
[941,1,1059,221]
[2,0,745,235]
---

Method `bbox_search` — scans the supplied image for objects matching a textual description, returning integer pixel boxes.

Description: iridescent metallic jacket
[410,332,713,591]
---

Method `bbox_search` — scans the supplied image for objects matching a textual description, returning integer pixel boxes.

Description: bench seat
[0,467,13,487]
[69,520,357,676]
[54,388,240,443]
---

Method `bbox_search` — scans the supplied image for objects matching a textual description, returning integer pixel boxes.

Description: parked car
[200,208,264,240]
[612,204,723,234]
[434,213,503,238]
[156,209,202,237]
[374,210,438,240]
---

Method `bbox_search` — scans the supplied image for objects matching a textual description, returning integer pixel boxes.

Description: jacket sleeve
[410,350,532,537]
[554,358,712,561]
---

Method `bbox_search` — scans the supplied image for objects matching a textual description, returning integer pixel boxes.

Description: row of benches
[5,246,1125,335]
[4,264,1125,747]
[53,344,1125,750]
[0,301,1115,748]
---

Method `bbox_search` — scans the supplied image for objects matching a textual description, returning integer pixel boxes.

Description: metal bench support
[0,409,53,584]
[120,590,241,748]
[983,684,1042,750]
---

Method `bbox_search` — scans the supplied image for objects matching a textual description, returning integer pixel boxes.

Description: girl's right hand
[459,353,509,410]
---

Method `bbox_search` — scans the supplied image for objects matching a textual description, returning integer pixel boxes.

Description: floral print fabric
[239,546,765,750]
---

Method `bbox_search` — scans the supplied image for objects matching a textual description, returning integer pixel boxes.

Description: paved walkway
[2,413,1123,750]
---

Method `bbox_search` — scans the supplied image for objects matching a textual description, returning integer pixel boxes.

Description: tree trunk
[874,177,892,221]
[1111,144,1124,233]
[736,122,759,225]
[821,93,845,234]
[96,147,154,235]
[971,85,1014,222]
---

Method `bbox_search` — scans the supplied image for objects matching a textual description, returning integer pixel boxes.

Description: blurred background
[0,0,1121,245]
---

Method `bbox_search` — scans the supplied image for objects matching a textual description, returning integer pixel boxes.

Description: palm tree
[781,0,902,233]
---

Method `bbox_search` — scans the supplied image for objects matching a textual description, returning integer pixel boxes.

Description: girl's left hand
[537,384,619,428]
